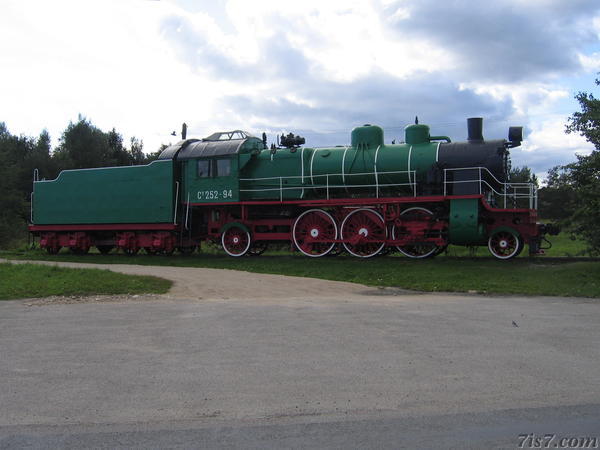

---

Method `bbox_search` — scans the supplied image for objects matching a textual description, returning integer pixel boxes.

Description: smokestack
[467,117,483,142]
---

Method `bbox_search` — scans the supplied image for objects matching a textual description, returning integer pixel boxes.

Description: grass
[443,230,589,258]
[2,234,599,297]
[0,262,172,300]
[1,230,597,298]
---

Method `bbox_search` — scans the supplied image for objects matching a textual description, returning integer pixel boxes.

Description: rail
[239,170,417,200]
[443,167,537,209]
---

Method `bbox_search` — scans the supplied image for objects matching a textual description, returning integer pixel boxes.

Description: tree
[566,77,600,149]
[52,116,111,169]
[558,152,600,253]
[0,123,28,247]
[537,165,576,221]
[509,166,538,186]
[560,76,600,254]
[128,137,146,164]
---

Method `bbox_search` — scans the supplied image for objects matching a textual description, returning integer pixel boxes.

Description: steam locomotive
[29,117,556,259]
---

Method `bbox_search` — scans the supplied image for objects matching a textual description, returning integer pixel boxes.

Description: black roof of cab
[158,130,261,161]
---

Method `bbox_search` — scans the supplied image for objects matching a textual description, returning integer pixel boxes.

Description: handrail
[443,167,537,209]
[238,166,537,210]
[239,169,415,182]
[184,192,191,230]
[173,181,179,224]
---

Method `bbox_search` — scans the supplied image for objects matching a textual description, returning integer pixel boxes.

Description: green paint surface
[33,160,174,224]
[184,157,239,203]
[449,198,485,245]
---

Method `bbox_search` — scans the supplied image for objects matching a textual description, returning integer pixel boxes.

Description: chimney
[181,123,187,140]
[467,117,483,142]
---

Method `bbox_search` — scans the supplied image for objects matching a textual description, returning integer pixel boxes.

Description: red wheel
[392,207,439,259]
[341,208,386,258]
[292,209,337,257]
[488,229,520,259]
[221,226,251,257]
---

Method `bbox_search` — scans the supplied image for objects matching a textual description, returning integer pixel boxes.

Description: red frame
[29,193,542,256]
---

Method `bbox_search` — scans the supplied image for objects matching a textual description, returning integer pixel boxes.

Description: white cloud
[511,115,594,179]
[579,52,600,71]
[0,0,599,174]
[0,0,221,151]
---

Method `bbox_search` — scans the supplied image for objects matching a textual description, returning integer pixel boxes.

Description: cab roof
[157,130,261,161]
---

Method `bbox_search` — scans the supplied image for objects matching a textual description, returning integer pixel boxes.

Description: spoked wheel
[488,229,521,260]
[392,207,440,259]
[221,226,251,257]
[248,241,268,256]
[97,245,114,255]
[292,209,338,257]
[341,208,386,258]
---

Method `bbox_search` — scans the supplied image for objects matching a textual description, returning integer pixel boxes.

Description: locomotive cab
[158,130,265,204]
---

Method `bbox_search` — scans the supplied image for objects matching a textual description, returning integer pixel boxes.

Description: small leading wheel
[292,209,338,257]
[488,229,521,260]
[392,207,440,259]
[222,226,251,257]
[248,241,268,256]
[341,208,386,258]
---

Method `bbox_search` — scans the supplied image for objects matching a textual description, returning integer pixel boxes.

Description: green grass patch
[2,245,599,297]
[0,263,172,300]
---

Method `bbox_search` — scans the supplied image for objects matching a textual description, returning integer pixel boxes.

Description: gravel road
[1,259,599,449]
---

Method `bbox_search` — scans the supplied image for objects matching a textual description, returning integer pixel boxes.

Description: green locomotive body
[29,118,555,259]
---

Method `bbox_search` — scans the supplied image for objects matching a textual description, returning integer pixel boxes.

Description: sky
[1,0,600,178]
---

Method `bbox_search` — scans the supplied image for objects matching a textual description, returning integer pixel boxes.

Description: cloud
[383,0,600,82]
[217,72,514,141]
[512,116,594,176]
[1,0,599,172]
[159,2,522,146]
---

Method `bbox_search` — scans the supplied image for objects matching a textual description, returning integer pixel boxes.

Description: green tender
[32,160,175,225]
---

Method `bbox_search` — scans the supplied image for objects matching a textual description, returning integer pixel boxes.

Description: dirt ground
[1,258,377,302]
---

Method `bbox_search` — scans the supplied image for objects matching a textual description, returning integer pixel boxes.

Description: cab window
[216,159,231,177]
[197,160,210,177]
